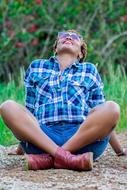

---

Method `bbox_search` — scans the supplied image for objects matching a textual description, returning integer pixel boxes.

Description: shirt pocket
[34,75,52,105]
[67,79,89,107]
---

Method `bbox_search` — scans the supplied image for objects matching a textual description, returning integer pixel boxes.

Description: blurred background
[0,0,127,145]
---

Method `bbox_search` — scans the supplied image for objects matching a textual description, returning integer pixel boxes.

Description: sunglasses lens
[58,32,68,38]
[71,34,79,40]
[58,32,82,40]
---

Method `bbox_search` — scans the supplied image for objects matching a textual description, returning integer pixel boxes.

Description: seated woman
[0,30,126,171]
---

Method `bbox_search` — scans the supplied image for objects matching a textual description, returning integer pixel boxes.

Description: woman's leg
[62,101,120,152]
[0,100,93,171]
[0,100,58,156]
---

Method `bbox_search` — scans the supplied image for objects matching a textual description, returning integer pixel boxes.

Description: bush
[0,0,127,82]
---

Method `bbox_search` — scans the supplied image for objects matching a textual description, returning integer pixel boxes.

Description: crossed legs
[0,100,120,170]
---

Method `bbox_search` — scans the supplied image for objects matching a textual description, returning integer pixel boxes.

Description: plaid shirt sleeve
[24,61,36,115]
[87,65,105,109]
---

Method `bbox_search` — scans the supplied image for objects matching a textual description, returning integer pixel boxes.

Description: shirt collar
[49,56,80,69]
[49,56,58,63]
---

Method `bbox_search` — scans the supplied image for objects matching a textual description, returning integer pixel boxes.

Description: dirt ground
[0,133,127,190]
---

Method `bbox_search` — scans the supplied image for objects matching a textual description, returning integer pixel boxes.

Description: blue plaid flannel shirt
[24,56,105,125]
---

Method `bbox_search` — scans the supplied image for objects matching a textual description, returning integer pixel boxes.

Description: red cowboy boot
[54,147,93,171]
[25,154,54,170]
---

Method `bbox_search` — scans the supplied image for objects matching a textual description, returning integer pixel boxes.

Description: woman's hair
[53,29,87,63]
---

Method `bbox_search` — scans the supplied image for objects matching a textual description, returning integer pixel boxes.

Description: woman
[0,30,126,171]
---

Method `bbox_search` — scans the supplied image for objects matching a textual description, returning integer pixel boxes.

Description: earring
[54,52,57,56]
[77,55,80,61]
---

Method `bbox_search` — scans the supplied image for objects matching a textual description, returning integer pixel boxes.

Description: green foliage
[0,0,127,81]
[0,68,25,104]
[0,69,25,145]
[103,64,127,132]
[0,118,18,146]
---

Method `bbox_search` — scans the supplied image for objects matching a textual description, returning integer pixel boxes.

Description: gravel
[0,133,127,190]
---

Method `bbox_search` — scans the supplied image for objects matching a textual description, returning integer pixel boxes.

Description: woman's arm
[109,131,127,156]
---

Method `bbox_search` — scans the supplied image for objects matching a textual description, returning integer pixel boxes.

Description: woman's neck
[56,54,77,72]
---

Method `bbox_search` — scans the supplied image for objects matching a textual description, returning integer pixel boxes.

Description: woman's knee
[105,101,120,121]
[0,100,17,115]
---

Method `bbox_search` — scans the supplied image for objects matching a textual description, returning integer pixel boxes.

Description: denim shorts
[20,122,110,160]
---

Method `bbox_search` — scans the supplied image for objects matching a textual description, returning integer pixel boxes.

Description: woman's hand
[123,148,127,156]
[117,148,127,156]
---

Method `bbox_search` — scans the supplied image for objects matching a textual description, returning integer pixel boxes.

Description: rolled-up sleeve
[24,62,36,115]
[87,66,105,109]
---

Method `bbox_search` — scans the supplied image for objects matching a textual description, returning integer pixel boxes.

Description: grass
[0,66,127,146]
[0,68,25,146]
[103,65,127,132]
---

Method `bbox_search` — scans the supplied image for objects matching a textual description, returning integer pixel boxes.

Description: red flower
[32,38,39,46]
[9,31,16,38]
[121,15,127,22]
[28,24,38,33]
[36,0,42,5]
[5,20,12,29]
[15,42,25,48]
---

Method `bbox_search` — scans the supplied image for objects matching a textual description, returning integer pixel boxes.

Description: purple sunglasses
[58,31,83,41]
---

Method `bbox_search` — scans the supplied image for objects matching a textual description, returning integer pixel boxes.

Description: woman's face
[55,31,83,59]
